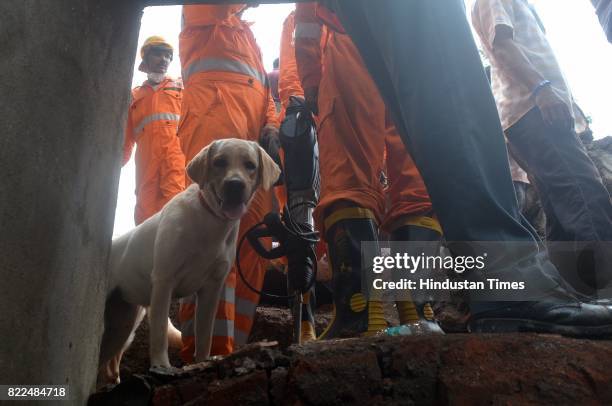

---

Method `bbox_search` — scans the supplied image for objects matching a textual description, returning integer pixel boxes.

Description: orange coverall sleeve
[159,135,186,203]
[182,4,247,28]
[265,92,280,128]
[295,3,323,91]
[122,92,136,167]
[279,11,305,111]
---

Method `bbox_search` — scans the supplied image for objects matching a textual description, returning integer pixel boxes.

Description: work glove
[259,125,284,185]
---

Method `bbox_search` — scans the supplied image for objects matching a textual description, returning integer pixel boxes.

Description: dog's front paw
[194,353,212,364]
[150,353,171,369]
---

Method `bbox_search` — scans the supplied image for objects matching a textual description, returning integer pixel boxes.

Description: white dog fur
[98,138,280,383]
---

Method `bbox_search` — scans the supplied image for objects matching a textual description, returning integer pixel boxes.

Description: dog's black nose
[223,179,246,203]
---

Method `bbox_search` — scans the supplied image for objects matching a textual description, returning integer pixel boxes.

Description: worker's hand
[259,125,283,180]
[304,87,319,116]
[535,86,573,130]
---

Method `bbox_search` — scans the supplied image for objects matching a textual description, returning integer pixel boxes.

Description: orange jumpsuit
[295,3,435,236]
[279,11,305,117]
[273,9,308,211]
[123,77,185,225]
[177,5,279,360]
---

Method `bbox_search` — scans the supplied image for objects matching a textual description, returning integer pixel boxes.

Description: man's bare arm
[492,27,573,129]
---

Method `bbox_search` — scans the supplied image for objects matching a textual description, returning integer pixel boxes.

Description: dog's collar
[198,189,228,220]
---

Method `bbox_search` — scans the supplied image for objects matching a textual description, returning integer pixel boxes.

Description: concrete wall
[0,1,299,403]
[0,1,142,403]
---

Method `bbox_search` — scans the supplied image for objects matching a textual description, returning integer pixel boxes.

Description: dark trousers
[332,0,565,302]
[506,108,612,292]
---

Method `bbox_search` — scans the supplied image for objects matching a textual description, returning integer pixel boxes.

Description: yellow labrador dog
[98,139,280,383]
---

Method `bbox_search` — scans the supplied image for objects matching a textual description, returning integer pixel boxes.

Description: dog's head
[187,138,281,220]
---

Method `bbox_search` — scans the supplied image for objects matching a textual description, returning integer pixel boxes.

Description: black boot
[469,298,612,337]
[320,215,386,339]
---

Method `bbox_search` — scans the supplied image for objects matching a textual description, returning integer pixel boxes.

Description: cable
[235,203,319,300]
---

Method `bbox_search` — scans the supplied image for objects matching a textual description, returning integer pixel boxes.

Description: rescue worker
[123,36,185,225]
[295,3,442,338]
[330,0,612,335]
[279,10,305,116]
[177,4,280,360]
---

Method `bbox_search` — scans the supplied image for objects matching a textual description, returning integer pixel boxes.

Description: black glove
[259,125,284,185]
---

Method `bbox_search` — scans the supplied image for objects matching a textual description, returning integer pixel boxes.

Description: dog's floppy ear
[187,141,215,187]
[255,143,281,191]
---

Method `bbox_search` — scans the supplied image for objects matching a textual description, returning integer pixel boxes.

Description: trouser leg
[332,0,563,301]
[506,108,612,292]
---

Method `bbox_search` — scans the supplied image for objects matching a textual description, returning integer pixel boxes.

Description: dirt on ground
[92,330,612,405]
[93,302,612,406]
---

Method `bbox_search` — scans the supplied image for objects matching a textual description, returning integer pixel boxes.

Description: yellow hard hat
[140,36,173,58]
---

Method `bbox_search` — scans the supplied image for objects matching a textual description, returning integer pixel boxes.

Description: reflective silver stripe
[234,328,250,345]
[133,112,180,136]
[213,319,235,338]
[220,286,236,304]
[295,22,322,40]
[182,57,269,87]
[179,318,236,338]
[236,297,257,318]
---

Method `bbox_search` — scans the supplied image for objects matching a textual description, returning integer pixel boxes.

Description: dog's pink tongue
[222,203,248,220]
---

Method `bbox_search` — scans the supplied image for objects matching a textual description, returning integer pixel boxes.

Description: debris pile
[91,332,612,405]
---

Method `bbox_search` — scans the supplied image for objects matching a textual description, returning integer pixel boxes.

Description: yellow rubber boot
[319,209,387,339]
[385,220,445,336]
[396,300,420,325]
[300,290,317,342]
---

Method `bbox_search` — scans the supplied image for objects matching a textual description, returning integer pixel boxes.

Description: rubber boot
[320,214,386,339]
[386,221,444,335]
[301,289,317,342]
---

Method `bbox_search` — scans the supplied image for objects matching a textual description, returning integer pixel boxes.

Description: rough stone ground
[92,303,612,406]
[91,331,612,405]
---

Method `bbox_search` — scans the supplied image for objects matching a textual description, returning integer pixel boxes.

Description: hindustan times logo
[372,252,487,274]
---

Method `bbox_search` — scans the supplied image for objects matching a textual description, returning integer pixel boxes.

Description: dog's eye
[213,158,228,168]
[244,161,256,171]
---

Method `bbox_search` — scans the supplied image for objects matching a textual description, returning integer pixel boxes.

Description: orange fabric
[295,5,433,238]
[274,10,300,209]
[180,5,273,114]
[123,77,185,225]
[295,3,324,91]
[279,10,305,116]
[181,4,246,28]
[382,126,434,233]
[178,5,274,359]
[314,3,346,34]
